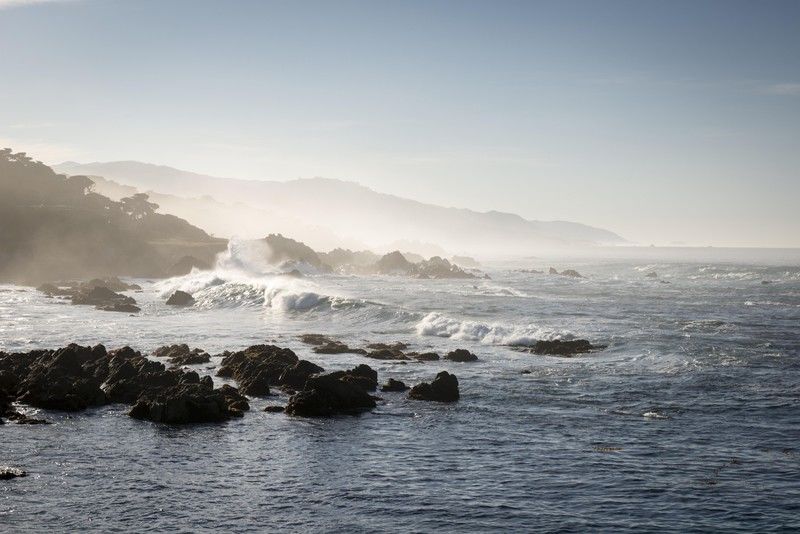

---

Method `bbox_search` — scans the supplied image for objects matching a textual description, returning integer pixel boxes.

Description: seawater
[1,254,799,532]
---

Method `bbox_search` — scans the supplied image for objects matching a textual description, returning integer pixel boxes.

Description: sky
[1,0,799,247]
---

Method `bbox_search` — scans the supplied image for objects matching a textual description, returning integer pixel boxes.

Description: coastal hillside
[0,149,225,283]
[55,161,626,255]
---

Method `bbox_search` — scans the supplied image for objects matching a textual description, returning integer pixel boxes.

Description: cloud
[763,83,800,96]
[0,0,73,9]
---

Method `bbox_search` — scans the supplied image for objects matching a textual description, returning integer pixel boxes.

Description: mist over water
[3,250,799,531]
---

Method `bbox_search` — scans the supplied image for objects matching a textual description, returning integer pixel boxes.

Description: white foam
[415,312,570,346]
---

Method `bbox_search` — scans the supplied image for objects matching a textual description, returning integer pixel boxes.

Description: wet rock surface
[286,364,378,417]
[217,344,300,396]
[521,339,605,356]
[0,467,27,480]
[444,349,478,362]
[380,378,409,392]
[408,371,460,402]
[153,344,211,366]
[165,290,195,306]
[129,382,248,424]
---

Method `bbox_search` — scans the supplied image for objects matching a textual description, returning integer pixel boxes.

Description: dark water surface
[2,258,799,532]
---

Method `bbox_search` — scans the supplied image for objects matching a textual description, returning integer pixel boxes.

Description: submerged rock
[549,267,559,275]
[444,349,478,362]
[527,339,603,356]
[408,371,459,402]
[560,269,583,278]
[263,405,285,413]
[0,467,27,480]
[153,344,211,366]
[646,271,658,279]
[380,378,409,392]
[166,290,195,306]
[408,352,440,361]
[299,334,367,355]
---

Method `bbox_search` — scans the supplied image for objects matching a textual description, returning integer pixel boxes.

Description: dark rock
[71,286,139,312]
[286,369,377,417]
[153,344,211,366]
[299,334,367,355]
[263,234,331,271]
[408,352,440,361]
[166,290,195,306]
[263,405,285,413]
[408,371,460,402]
[380,378,409,392]
[217,344,299,396]
[528,339,603,356]
[129,383,245,424]
[16,344,108,411]
[277,360,325,390]
[444,349,478,362]
[0,467,27,480]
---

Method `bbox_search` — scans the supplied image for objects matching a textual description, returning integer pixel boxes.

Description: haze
[1,0,799,248]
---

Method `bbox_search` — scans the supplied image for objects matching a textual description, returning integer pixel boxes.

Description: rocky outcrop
[285,365,378,417]
[416,256,476,279]
[72,286,140,313]
[166,290,195,306]
[526,339,603,356]
[380,378,408,392]
[366,342,409,361]
[14,344,108,411]
[560,269,583,278]
[263,234,330,271]
[277,360,325,390]
[376,251,415,275]
[646,271,658,278]
[408,352,440,361]
[549,267,559,274]
[299,334,368,355]
[217,345,299,396]
[129,382,247,424]
[152,344,210,366]
[408,371,460,402]
[444,349,478,362]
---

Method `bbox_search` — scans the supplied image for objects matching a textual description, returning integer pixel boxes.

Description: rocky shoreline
[0,341,466,428]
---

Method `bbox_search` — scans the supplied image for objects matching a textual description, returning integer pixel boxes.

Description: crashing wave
[415,312,571,346]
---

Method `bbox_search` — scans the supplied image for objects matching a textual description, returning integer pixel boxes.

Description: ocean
[2,248,799,532]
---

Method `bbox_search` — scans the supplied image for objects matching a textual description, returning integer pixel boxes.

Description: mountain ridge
[55,160,626,255]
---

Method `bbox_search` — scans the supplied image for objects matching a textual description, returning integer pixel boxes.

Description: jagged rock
[217,344,299,396]
[0,467,27,480]
[264,405,285,413]
[277,360,325,390]
[285,366,377,417]
[408,371,459,402]
[376,251,415,274]
[408,352,440,361]
[444,349,478,362]
[380,378,409,392]
[129,383,246,424]
[549,267,559,274]
[263,234,330,271]
[15,344,108,411]
[153,344,210,366]
[560,269,583,278]
[646,271,658,278]
[167,255,211,277]
[416,256,476,279]
[166,290,195,306]
[526,339,603,356]
[72,286,140,312]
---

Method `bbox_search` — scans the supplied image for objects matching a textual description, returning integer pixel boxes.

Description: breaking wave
[415,312,572,346]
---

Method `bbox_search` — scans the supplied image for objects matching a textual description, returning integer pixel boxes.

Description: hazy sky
[1,0,799,247]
